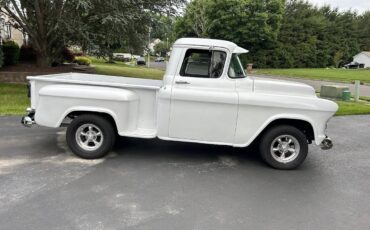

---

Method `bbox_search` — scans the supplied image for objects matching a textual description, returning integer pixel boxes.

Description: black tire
[66,114,116,159]
[259,125,308,170]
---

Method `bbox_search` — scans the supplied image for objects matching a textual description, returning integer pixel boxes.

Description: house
[145,38,162,54]
[0,15,27,46]
[347,51,370,68]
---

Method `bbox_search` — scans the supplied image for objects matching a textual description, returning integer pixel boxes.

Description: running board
[119,128,157,138]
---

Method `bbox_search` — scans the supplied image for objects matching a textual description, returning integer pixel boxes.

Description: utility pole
[147,27,151,68]
[354,80,360,102]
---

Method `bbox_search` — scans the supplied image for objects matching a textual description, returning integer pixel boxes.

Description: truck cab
[157,38,251,144]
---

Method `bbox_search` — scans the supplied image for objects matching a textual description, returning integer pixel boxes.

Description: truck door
[169,48,238,144]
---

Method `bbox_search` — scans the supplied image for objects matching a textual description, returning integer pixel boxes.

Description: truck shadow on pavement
[112,136,269,170]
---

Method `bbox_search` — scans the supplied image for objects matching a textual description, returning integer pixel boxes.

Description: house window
[5,23,11,39]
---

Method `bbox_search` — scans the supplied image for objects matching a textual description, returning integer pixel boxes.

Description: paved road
[0,116,370,229]
[254,74,370,97]
[149,61,166,70]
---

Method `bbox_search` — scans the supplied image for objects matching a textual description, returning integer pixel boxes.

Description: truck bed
[27,72,163,90]
[28,73,162,137]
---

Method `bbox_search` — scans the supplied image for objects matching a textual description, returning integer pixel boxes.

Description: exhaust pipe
[320,137,333,150]
[21,108,35,127]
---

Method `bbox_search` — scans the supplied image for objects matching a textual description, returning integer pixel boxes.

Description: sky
[307,0,370,14]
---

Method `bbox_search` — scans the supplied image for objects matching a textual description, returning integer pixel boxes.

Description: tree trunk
[35,50,50,68]
[34,39,52,68]
[107,52,115,63]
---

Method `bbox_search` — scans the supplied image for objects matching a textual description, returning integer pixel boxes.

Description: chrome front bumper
[320,137,333,150]
[21,108,35,127]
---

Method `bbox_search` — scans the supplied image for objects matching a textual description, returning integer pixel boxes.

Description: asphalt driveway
[0,115,369,230]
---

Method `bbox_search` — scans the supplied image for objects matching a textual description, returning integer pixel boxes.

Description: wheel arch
[237,115,316,147]
[258,118,315,143]
[59,107,119,133]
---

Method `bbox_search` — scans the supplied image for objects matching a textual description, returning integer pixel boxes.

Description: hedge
[2,40,20,66]
[75,56,91,66]
[0,48,4,68]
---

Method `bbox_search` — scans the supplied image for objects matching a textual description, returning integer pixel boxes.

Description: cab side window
[210,51,226,78]
[180,49,226,78]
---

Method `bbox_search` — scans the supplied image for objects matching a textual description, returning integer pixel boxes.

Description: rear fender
[34,84,139,133]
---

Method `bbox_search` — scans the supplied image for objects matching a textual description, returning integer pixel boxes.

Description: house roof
[354,51,370,58]
[174,38,248,54]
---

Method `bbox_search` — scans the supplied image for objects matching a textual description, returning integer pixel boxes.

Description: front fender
[233,106,336,147]
[234,90,337,147]
[234,114,318,147]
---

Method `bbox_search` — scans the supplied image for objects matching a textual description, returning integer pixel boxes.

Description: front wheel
[66,114,116,159]
[259,125,308,170]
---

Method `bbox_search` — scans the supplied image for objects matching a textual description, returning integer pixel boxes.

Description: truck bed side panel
[35,85,140,132]
[29,73,160,136]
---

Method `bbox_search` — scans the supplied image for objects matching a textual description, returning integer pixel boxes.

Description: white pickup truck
[22,38,338,169]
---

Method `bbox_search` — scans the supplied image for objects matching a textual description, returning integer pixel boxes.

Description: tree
[272,0,327,67]
[358,11,370,51]
[0,0,185,67]
[82,9,148,63]
[174,0,209,38]
[0,0,75,67]
[154,41,169,57]
[151,14,175,41]
[173,0,284,66]
[333,51,344,68]
[173,0,370,68]
[272,0,361,68]
[78,1,152,63]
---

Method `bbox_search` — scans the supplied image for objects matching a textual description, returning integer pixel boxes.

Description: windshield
[228,54,246,78]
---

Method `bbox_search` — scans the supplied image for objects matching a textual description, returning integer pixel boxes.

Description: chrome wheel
[270,135,300,164]
[75,124,104,151]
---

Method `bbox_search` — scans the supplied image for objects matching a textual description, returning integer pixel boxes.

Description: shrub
[0,48,4,68]
[2,40,20,66]
[62,47,75,63]
[19,44,37,62]
[75,56,91,66]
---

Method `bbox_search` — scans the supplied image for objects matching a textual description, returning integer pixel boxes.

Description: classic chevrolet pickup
[22,38,337,169]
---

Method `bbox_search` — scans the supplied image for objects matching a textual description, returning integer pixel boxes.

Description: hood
[252,77,316,97]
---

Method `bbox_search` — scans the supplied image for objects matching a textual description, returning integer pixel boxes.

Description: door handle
[175,81,190,85]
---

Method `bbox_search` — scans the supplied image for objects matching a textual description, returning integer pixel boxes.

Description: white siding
[353,53,370,68]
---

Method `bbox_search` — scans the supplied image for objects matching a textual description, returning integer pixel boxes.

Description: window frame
[179,48,227,79]
[227,53,247,79]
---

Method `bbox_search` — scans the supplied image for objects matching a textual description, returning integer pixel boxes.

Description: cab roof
[174,38,249,54]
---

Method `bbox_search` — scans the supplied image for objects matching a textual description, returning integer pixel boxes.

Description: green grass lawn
[0,83,29,115]
[336,100,370,116]
[255,68,370,84]
[91,57,164,80]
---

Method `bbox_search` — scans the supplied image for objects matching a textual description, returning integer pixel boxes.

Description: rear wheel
[66,114,116,159]
[259,125,308,170]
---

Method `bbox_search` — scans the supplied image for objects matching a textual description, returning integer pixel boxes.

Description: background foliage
[0,46,3,68]
[2,40,20,66]
[0,0,184,67]
[173,0,370,68]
